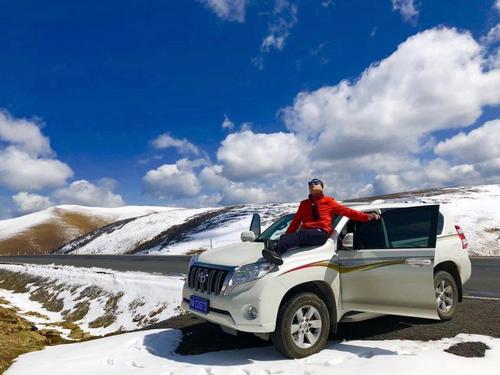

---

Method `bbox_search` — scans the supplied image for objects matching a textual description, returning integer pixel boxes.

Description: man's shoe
[262,249,283,266]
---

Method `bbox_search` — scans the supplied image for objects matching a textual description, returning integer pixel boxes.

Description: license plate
[189,295,209,314]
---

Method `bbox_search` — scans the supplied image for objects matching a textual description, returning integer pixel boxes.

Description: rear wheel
[434,271,458,321]
[271,293,330,358]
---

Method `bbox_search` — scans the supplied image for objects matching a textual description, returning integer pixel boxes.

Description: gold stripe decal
[280,259,407,276]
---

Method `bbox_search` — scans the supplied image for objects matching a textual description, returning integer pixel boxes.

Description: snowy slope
[6,330,499,375]
[57,184,500,256]
[0,205,175,255]
[0,263,184,336]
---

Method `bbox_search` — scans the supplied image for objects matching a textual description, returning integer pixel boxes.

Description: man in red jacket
[262,178,380,265]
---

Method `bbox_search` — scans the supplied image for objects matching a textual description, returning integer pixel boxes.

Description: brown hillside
[0,211,115,256]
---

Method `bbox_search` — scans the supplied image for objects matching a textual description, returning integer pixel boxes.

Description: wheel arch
[278,281,338,334]
[434,261,463,302]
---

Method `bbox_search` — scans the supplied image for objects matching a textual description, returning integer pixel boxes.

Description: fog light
[247,305,258,320]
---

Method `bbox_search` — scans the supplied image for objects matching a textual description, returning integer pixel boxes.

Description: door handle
[405,258,432,266]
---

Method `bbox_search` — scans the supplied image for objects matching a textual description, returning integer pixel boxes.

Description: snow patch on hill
[0,264,184,336]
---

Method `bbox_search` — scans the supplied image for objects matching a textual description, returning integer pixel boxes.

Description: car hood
[197,241,265,267]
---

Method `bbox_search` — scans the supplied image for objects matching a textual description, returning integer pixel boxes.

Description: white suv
[181,202,471,358]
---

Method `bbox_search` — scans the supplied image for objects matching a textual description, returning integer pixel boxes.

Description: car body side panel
[339,248,438,319]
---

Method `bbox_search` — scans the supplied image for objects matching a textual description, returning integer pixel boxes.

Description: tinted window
[382,206,439,248]
[352,219,388,249]
[437,213,444,235]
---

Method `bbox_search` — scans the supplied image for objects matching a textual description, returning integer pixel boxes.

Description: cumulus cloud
[151,133,199,155]
[53,179,124,207]
[261,0,297,52]
[0,111,52,157]
[282,28,500,161]
[198,0,247,22]
[221,115,235,130]
[12,192,53,214]
[0,111,73,191]
[216,130,311,181]
[435,120,500,163]
[495,0,500,14]
[0,147,73,191]
[143,163,201,199]
[391,0,419,23]
[481,23,500,46]
[141,28,500,205]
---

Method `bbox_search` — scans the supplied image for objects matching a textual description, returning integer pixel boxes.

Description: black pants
[276,228,329,255]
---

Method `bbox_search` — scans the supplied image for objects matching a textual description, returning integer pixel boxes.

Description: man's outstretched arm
[330,200,380,222]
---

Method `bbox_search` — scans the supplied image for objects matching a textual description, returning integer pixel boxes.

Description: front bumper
[181,275,286,333]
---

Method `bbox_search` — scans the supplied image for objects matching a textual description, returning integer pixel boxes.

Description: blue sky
[0,0,500,217]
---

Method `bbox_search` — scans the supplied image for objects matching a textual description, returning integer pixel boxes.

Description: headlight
[224,262,275,295]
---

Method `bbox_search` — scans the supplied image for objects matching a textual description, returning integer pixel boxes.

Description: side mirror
[241,231,256,242]
[250,213,261,237]
[342,233,354,250]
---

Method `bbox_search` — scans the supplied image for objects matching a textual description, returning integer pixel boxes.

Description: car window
[382,206,439,248]
[352,219,388,249]
[437,212,444,235]
[256,214,294,241]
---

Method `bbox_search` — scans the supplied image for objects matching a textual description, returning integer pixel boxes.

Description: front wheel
[434,271,458,321]
[271,293,330,358]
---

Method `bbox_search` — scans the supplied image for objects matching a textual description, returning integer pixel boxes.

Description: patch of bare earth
[0,301,68,373]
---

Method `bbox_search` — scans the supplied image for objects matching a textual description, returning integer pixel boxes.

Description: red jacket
[286,195,370,234]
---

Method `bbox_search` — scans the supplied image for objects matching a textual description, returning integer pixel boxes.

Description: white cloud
[261,0,298,52]
[435,120,500,163]
[0,111,73,191]
[282,28,500,161]
[151,133,199,155]
[0,111,52,157]
[221,115,235,130]
[53,180,124,207]
[12,192,53,214]
[143,163,201,199]
[481,23,500,46]
[199,0,247,22]
[391,0,419,23]
[216,130,311,181]
[0,147,73,191]
[495,0,500,14]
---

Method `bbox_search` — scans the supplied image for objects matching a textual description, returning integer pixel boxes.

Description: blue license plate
[189,295,209,314]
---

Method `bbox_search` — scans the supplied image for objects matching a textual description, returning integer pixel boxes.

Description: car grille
[188,265,230,295]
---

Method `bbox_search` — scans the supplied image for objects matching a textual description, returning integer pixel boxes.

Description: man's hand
[367,212,381,221]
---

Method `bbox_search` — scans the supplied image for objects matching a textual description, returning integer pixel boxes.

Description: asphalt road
[0,255,499,298]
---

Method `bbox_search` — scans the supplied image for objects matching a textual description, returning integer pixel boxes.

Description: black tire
[271,292,330,358]
[434,271,458,321]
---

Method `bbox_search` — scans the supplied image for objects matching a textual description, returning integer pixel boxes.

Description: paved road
[0,255,499,298]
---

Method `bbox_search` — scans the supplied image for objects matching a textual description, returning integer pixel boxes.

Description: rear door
[338,205,439,319]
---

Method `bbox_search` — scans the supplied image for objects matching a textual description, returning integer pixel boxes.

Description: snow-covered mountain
[2,184,499,256]
[56,184,500,256]
[0,205,175,255]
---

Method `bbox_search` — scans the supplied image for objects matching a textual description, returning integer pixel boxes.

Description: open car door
[338,205,440,320]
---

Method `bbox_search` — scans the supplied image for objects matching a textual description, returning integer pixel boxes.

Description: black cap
[308,178,324,187]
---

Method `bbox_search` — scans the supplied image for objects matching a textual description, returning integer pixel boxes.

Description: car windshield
[255,214,344,242]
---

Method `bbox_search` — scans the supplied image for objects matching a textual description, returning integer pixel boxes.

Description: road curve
[0,255,499,298]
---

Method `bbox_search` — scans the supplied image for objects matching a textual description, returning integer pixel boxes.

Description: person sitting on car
[262,178,381,265]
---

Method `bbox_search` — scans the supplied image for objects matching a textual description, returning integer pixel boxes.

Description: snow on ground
[420,185,500,256]
[59,207,213,254]
[0,264,184,336]
[6,330,498,375]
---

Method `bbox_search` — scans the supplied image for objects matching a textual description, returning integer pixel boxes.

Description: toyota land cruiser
[181,201,472,358]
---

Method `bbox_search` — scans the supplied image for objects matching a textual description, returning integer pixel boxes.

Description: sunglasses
[308,181,322,186]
